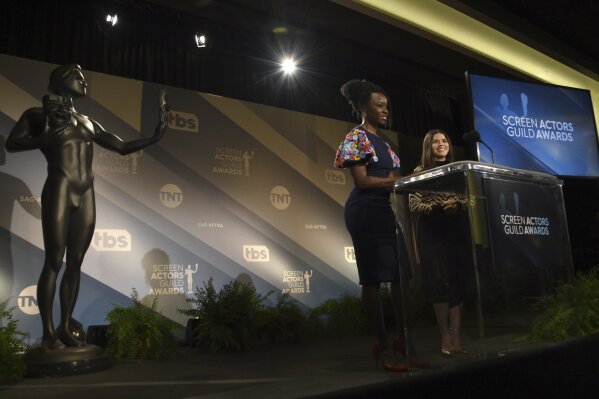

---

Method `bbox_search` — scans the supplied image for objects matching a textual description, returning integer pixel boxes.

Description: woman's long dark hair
[340,79,392,127]
[418,129,454,170]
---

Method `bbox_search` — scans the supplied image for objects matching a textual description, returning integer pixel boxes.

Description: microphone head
[463,130,481,143]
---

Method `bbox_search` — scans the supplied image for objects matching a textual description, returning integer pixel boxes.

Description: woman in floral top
[335,79,426,371]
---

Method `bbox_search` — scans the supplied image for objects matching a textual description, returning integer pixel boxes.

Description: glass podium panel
[392,161,573,368]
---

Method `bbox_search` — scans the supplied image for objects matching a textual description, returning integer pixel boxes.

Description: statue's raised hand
[158,89,169,130]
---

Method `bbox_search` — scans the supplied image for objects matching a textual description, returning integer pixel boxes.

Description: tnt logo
[167,111,198,133]
[91,229,132,252]
[344,246,356,263]
[270,185,291,210]
[243,245,270,262]
[325,169,346,185]
[18,285,39,315]
[160,184,183,208]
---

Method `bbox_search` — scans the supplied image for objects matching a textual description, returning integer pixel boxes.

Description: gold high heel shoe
[440,329,454,358]
[441,349,454,357]
[449,328,469,355]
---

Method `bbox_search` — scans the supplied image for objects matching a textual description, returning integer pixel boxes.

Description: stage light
[195,33,207,48]
[280,57,297,75]
[105,14,118,27]
[272,26,288,34]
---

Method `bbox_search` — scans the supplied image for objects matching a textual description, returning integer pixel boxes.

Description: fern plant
[307,293,369,338]
[0,300,28,382]
[254,293,308,344]
[179,278,271,353]
[106,288,179,360]
[529,267,599,342]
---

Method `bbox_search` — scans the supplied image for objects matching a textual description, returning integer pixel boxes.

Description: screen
[466,72,599,177]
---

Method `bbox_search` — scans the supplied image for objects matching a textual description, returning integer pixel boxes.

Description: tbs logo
[167,110,199,133]
[243,245,270,262]
[325,169,346,185]
[91,229,132,252]
[18,285,39,315]
[344,246,356,263]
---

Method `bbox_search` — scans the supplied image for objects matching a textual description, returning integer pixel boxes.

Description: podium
[393,161,573,360]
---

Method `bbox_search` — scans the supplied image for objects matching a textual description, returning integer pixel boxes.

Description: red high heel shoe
[392,339,432,369]
[372,344,408,372]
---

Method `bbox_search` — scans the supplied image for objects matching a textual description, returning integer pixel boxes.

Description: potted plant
[106,289,180,360]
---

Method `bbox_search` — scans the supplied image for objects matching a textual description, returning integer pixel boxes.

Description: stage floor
[1,328,597,399]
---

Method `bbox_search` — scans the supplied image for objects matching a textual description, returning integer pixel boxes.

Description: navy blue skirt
[344,196,403,285]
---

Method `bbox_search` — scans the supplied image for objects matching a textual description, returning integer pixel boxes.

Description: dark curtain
[0,0,472,165]
[0,0,221,91]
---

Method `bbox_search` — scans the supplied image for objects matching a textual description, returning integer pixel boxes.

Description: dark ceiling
[147,0,599,80]
[2,0,597,142]
[447,0,599,79]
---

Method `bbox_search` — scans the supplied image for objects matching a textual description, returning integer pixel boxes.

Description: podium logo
[344,246,356,263]
[91,229,132,252]
[243,245,270,262]
[18,285,39,315]
[167,110,198,133]
[325,169,346,185]
[160,184,183,208]
[270,185,291,210]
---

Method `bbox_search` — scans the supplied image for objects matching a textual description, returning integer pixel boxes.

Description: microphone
[463,130,495,164]
[462,130,480,143]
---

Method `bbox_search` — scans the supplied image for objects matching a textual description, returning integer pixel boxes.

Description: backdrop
[0,54,404,343]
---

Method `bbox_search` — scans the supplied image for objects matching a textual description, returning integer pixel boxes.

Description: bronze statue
[6,64,168,349]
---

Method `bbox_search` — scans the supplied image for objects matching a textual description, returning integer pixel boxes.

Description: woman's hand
[442,198,459,213]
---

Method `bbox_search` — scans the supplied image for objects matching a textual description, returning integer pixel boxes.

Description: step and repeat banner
[0,54,400,343]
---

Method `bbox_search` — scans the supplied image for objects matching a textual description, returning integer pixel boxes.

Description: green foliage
[528,267,599,342]
[181,278,424,353]
[307,293,368,338]
[0,300,28,383]
[106,289,179,360]
[178,278,256,353]
[255,293,308,344]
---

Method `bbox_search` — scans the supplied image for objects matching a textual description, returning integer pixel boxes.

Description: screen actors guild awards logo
[130,150,143,174]
[344,246,356,263]
[242,150,254,176]
[94,149,144,175]
[282,270,313,294]
[304,270,312,293]
[185,264,199,294]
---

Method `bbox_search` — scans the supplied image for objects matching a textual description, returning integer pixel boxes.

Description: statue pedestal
[24,344,113,377]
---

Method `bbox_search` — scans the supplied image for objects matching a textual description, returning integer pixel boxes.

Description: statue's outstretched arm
[5,108,45,152]
[92,90,168,155]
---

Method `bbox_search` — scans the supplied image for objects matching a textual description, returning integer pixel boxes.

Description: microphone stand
[464,131,495,165]
[478,139,495,164]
